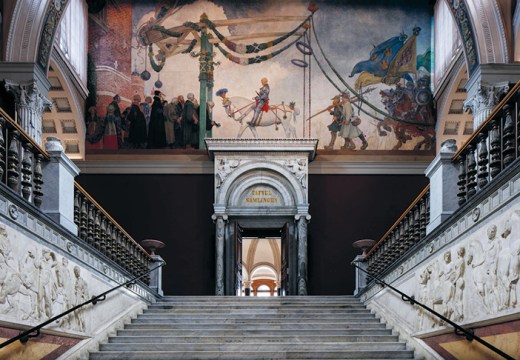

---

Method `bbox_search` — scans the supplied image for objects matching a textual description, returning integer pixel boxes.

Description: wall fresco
[86,0,434,152]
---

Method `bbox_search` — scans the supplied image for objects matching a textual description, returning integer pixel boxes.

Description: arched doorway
[207,139,317,296]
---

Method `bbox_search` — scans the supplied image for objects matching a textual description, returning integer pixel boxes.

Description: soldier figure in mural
[248,77,270,126]
[324,96,344,150]
[338,91,368,150]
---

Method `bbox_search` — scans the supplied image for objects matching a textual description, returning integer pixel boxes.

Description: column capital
[211,213,228,222]
[464,81,509,128]
[294,214,311,222]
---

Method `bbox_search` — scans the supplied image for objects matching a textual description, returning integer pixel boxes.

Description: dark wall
[77,174,216,295]
[77,173,428,295]
[307,174,429,295]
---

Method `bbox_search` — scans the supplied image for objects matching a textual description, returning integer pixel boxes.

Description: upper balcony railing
[74,182,153,282]
[0,108,49,207]
[365,185,430,276]
[454,81,520,205]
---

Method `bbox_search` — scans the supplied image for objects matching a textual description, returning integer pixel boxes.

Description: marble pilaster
[212,214,227,295]
[296,214,311,296]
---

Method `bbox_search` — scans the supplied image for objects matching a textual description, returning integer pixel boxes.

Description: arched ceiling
[242,238,280,281]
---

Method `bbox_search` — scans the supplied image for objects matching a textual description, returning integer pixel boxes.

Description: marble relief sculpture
[416,209,520,330]
[0,224,90,332]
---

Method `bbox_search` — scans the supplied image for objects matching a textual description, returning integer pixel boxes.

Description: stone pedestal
[425,140,459,234]
[149,255,164,296]
[352,255,368,296]
[41,137,80,235]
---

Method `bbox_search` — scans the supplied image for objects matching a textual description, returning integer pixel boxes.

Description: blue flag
[350,33,407,78]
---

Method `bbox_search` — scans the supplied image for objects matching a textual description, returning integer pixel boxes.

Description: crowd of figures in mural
[86,90,221,150]
[0,225,89,332]
[416,209,520,330]
[84,0,435,152]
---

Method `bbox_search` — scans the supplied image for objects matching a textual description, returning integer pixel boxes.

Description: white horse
[224,96,299,138]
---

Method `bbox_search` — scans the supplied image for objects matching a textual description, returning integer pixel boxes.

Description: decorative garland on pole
[201,16,311,54]
[213,34,304,65]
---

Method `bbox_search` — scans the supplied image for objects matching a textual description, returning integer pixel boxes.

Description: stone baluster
[489,119,502,178]
[79,196,88,240]
[20,142,32,201]
[100,217,107,254]
[33,154,43,208]
[111,227,119,261]
[466,145,477,198]
[93,210,101,249]
[0,117,6,182]
[87,204,95,246]
[477,132,489,189]
[398,222,406,255]
[502,104,515,168]
[73,189,80,226]
[105,222,113,258]
[457,155,467,205]
[418,197,426,238]
[517,104,520,155]
[412,206,420,241]
[7,130,20,192]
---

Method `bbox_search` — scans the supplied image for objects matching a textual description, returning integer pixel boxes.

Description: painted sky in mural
[87,0,434,151]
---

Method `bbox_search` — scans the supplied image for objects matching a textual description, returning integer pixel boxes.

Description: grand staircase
[89,296,417,359]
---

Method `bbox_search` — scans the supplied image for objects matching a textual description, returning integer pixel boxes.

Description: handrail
[0,107,49,160]
[74,181,152,258]
[0,261,166,350]
[452,81,520,160]
[352,263,515,360]
[366,184,430,258]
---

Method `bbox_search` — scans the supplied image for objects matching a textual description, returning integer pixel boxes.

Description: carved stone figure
[285,159,307,188]
[56,257,74,327]
[73,266,89,332]
[451,247,465,321]
[36,249,57,319]
[216,158,240,188]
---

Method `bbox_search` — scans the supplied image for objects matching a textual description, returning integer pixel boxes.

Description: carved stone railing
[74,182,153,282]
[0,108,48,208]
[365,185,430,275]
[454,81,520,205]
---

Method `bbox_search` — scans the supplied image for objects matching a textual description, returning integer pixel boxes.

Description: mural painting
[85,0,434,152]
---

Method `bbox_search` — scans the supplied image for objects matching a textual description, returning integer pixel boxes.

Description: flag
[384,27,421,85]
[349,33,407,78]
[354,72,383,91]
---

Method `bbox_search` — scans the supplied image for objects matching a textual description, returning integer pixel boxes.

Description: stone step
[108,334,400,344]
[126,322,385,330]
[140,308,372,316]
[149,304,369,310]
[158,295,359,302]
[91,296,415,360]
[89,350,415,359]
[118,328,393,337]
[99,342,408,352]
[134,316,379,324]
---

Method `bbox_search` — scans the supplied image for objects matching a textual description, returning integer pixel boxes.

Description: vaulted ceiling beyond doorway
[242,237,281,297]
